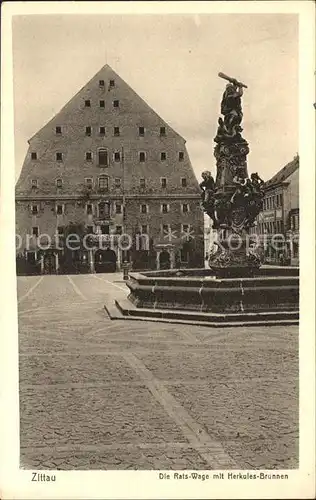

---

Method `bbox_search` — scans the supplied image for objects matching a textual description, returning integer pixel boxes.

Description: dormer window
[31,152,37,160]
[55,126,62,135]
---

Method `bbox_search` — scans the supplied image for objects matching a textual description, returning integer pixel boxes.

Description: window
[161,178,167,188]
[98,149,108,167]
[181,177,187,188]
[115,203,122,214]
[31,204,38,215]
[85,178,93,189]
[86,204,93,215]
[139,152,146,162]
[99,100,105,108]
[98,202,110,218]
[31,179,38,188]
[113,100,119,108]
[114,151,121,162]
[86,152,92,161]
[57,226,64,235]
[139,127,145,137]
[99,126,105,136]
[55,126,62,135]
[140,178,146,188]
[85,126,91,136]
[56,178,63,188]
[140,204,148,214]
[98,175,109,190]
[86,225,94,234]
[182,203,189,213]
[99,79,105,87]
[179,152,184,161]
[161,203,169,213]
[115,177,121,188]
[114,127,120,137]
[56,204,63,215]
[32,226,39,237]
[160,126,166,136]
[85,100,91,107]
[109,79,115,88]
[116,225,123,235]
[31,152,37,160]
[141,225,148,234]
[56,152,63,162]
[161,152,166,161]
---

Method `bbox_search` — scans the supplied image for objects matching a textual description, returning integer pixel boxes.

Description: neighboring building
[15,64,204,274]
[250,155,299,265]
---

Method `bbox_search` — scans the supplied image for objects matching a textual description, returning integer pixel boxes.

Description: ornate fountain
[105,73,299,327]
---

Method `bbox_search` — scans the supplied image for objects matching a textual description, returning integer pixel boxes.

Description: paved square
[18,273,299,470]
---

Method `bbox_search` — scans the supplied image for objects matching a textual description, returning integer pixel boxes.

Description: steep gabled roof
[264,155,299,189]
[29,63,184,142]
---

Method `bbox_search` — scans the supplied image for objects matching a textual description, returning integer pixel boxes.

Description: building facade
[15,65,204,274]
[250,155,299,266]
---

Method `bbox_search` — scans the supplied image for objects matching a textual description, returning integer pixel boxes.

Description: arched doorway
[95,248,117,273]
[159,250,171,270]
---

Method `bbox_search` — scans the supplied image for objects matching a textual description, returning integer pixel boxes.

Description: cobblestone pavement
[18,273,299,470]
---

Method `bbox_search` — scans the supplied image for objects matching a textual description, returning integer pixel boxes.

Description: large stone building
[250,155,299,265]
[15,64,204,274]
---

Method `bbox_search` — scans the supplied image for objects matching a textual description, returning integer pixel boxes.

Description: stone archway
[159,250,171,270]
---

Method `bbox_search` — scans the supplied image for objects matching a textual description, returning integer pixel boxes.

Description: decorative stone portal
[104,73,299,327]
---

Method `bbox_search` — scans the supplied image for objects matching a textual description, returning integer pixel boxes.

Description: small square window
[114,152,121,162]
[85,178,93,189]
[109,79,115,88]
[31,152,37,160]
[116,225,122,235]
[139,127,145,137]
[32,227,39,237]
[99,80,105,87]
[85,100,91,107]
[86,152,92,161]
[56,205,63,215]
[56,178,63,188]
[55,126,62,135]
[115,203,122,214]
[161,178,167,188]
[181,177,187,188]
[115,178,121,188]
[99,100,105,108]
[113,100,119,108]
[161,152,166,161]
[31,205,38,215]
[86,204,93,215]
[179,152,184,161]
[31,179,38,188]
[141,204,148,214]
[139,152,146,162]
[57,226,64,235]
[85,126,91,136]
[160,126,166,136]
[56,153,63,162]
[99,126,105,136]
[162,204,168,213]
[140,178,146,188]
[114,127,120,137]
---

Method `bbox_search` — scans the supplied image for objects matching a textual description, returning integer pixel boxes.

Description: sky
[12,13,298,182]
